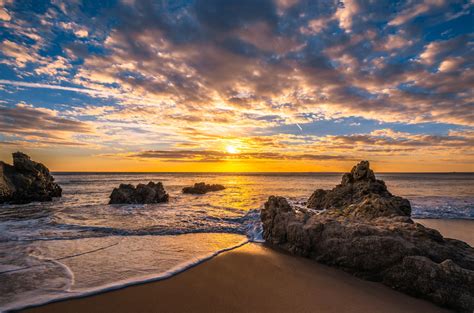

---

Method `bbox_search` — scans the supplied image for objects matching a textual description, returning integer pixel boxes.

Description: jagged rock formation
[307,160,411,218]
[182,182,225,194]
[109,182,169,204]
[0,152,62,204]
[261,161,474,312]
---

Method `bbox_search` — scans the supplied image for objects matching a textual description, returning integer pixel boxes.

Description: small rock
[182,182,225,194]
[109,182,169,204]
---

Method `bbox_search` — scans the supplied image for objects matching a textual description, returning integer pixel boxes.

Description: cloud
[377,34,413,51]
[334,0,359,32]
[0,40,42,67]
[59,22,89,38]
[194,0,278,32]
[65,0,473,128]
[320,129,474,153]
[0,2,10,21]
[419,36,468,65]
[129,150,353,162]
[388,0,445,26]
[34,56,72,76]
[0,0,472,168]
[0,79,169,105]
[438,56,465,72]
[0,103,92,145]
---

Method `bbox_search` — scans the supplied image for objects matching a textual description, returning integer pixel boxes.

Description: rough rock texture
[0,152,62,204]
[109,182,169,204]
[261,161,474,312]
[307,160,411,218]
[182,182,225,194]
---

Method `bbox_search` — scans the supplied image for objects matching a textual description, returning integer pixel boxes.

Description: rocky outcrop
[261,161,474,312]
[0,152,62,204]
[307,160,411,218]
[182,182,225,194]
[109,182,169,204]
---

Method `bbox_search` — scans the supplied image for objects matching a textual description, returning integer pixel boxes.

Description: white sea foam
[0,233,249,312]
[243,209,264,242]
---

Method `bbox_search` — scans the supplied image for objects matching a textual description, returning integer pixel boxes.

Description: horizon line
[52,171,474,174]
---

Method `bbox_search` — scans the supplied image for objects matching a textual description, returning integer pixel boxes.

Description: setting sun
[226,145,238,154]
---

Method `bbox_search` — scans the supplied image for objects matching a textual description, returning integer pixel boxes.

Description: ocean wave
[0,234,249,313]
[411,205,474,219]
[410,196,474,219]
[0,208,264,243]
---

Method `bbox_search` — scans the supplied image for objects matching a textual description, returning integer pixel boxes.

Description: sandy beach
[22,240,460,313]
[415,219,474,246]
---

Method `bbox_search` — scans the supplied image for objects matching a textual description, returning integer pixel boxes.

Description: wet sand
[415,219,474,246]
[22,242,452,313]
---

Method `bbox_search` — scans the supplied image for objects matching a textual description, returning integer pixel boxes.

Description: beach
[415,219,474,246]
[0,172,470,312]
[22,243,452,313]
[21,219,472,313]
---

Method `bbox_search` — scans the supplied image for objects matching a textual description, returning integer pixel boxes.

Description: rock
[109,182,169,204]
[182,182,225,194]
[261,161,474,312]
[0,152,62,204]
[384,256,474,312]
[307,160,411,218]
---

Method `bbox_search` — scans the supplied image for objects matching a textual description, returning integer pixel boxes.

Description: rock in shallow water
[109,182,169,204]
[261,161,474,312]
[182,182,225,194]
[0,152,62,204]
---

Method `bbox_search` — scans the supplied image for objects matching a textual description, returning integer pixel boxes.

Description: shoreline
[5,237,250,313]
[20,242,451,313]
[12,218,473,313]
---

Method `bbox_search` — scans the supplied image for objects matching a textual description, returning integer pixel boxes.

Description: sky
[0,0,473,172]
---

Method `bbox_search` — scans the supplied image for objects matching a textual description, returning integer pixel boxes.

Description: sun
[225,145,238,154]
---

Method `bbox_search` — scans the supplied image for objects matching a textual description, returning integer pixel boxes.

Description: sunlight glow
[226,145,238,154]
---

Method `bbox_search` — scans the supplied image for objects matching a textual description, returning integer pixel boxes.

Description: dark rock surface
[261,161,474,312]
[109,182,169,204]
[182,182,225,194]
[307,160,411,218]
[0,152,62,204]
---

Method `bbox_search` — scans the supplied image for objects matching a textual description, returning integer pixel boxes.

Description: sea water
[0,172,473,311]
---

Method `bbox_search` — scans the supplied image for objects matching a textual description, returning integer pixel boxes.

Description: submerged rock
[182,182,225,194]
[0,152,62,204]
[261,161,474,312]
[109,182,169,204]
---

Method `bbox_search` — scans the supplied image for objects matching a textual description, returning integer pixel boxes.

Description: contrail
[296,123,303,131]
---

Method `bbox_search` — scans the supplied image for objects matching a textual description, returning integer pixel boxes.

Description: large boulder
[261,161,474,312]
[0,152,62,204]
[182,182,225,194]
[109,182,169,204]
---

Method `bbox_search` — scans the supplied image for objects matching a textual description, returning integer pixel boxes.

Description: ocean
[0,172,473,311]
